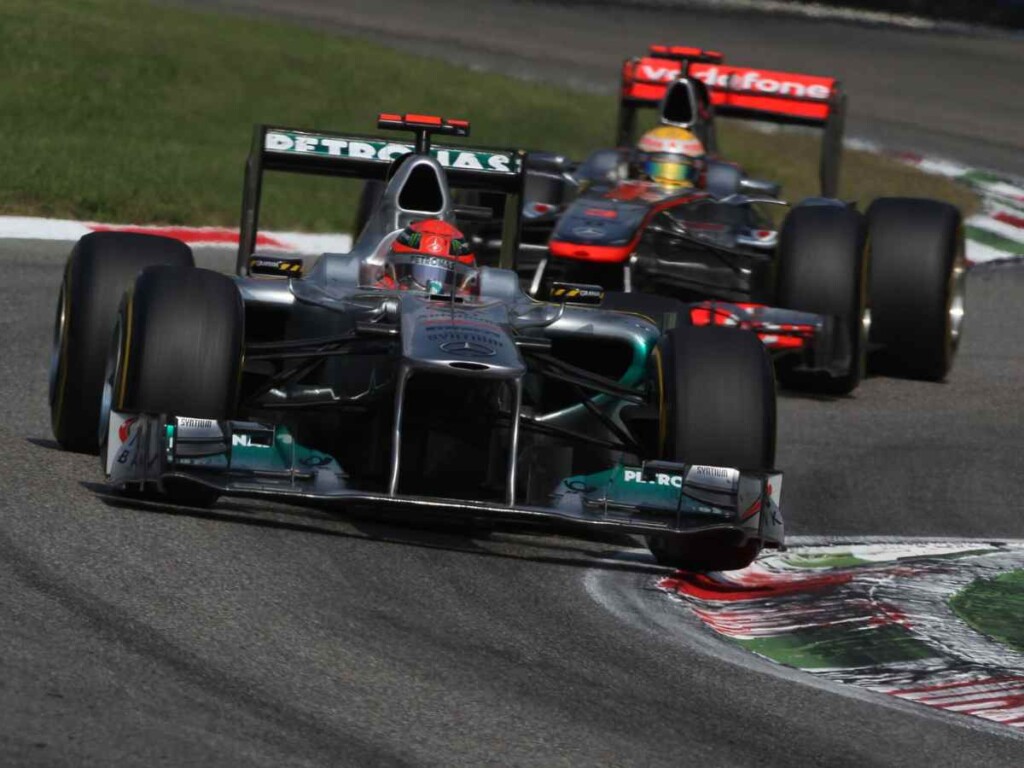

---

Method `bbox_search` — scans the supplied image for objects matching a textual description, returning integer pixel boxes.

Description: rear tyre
[775,204,869,395]
[107,266,244,506]
[50,232,194,453]
[867,197,966,381]
[645,326,776,572]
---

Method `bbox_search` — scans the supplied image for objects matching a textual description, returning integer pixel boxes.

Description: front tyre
[106,266,244,506]
[645,326,776,572]
[50,233,194,453]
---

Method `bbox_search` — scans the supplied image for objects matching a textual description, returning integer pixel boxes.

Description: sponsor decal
[637,133,705,157]
[572,225,606,239]
[176,417,217,430]
[232,433,271,448]
[118,417,137,445]
[249,256,303,277]
[424,320,506,354]
[692,66,833,100]
[637,63,681,83]
[264,132,519,174]
[422,235,446,254]
[623,468,685,488]
[549,282,605,304]
[412,254,453,269]
[691,465,733,479]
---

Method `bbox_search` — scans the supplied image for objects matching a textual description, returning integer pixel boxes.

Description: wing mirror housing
[739,177,782,198]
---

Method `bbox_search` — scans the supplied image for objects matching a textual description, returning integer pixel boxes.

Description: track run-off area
[2,1,1024,764]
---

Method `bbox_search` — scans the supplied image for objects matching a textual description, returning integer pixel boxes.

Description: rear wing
[237,119,528,274]
[617,45,847,197]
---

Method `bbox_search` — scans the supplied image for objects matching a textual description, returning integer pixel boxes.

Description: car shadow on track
[26,437,63,451]
[80,481,670,576]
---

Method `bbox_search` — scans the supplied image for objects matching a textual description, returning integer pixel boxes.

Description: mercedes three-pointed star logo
[439,340,496,357]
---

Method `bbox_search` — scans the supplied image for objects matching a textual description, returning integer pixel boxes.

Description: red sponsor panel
[693,63,836,121]
[622,57,683,100]
[621,57,837,123]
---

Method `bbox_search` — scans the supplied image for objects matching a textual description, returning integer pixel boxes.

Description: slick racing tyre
[645,326,776,572]
[50,232,194,453]
[867,197,966,381]
[104,266,244,506]
[775,204,869,395]
[600,291,691,332]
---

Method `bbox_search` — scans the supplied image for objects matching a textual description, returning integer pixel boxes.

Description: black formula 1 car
[49,113,783,572]
[517,46,967,393]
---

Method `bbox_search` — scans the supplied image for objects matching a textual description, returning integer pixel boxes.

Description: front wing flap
[108,415,784,547]
[689,300,853,375]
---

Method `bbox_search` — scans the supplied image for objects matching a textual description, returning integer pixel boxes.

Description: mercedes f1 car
[49,113,783,572]
[522,46,967,393]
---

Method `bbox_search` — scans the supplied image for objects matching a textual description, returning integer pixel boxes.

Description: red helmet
[380,219,477,295]
[391,219,475,266]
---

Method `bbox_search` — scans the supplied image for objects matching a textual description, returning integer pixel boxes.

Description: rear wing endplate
[237,123,528,274]
[617,46,847,197]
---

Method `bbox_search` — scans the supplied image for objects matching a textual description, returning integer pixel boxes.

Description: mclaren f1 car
[518,46,967,394]
[49,112,783,572]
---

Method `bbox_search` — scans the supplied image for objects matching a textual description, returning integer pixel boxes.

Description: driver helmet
[379,219,476,294]
[635,125,706,188]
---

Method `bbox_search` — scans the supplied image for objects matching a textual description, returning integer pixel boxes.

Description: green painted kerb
[739,623,936,670]
[950,570,1024,654]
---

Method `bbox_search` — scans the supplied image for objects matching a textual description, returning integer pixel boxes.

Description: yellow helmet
[636,126,706,188]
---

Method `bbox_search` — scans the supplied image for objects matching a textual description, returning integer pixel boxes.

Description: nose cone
[400,299,525,379]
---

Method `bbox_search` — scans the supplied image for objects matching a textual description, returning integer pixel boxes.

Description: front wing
[107,414,784,548]
[689,300,855,376]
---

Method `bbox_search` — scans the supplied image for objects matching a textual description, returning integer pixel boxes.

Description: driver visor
[392,255,477,296]
[644,154,699,184]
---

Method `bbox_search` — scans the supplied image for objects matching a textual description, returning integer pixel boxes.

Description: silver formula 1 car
[49,113,782,571]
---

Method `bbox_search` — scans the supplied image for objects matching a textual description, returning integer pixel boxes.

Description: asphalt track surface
[3,3,1024,765]
[3,244,1024,765]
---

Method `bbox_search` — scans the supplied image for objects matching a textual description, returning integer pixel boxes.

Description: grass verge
[949,570,1024,654]
[0,0,976,232]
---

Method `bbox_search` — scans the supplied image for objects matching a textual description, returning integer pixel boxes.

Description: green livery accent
[264,130,521,175]
[168,424,340,474]
[562,464,731,518]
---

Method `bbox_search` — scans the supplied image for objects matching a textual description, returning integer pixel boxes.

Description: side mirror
[739,177,782,198]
